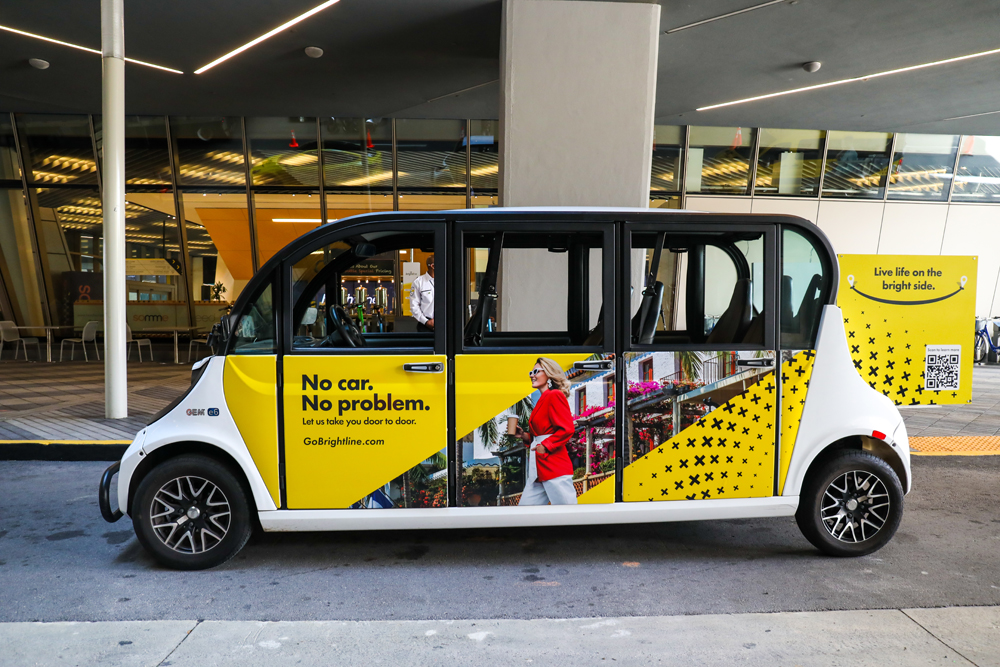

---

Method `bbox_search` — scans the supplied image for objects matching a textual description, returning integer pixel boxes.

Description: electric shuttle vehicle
[100,208,910,570]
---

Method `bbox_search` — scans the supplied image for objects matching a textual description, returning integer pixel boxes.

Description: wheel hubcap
[820,470,890,543]
[150,476,231,554]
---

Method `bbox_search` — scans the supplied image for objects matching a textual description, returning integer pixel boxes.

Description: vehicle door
[617,221,804,502]
[452,220,618,507]
[281,220,449,509]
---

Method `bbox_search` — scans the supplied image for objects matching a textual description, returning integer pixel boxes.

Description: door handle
[403,362,444,373]
[573,360,613,371]
[736,358,774,367]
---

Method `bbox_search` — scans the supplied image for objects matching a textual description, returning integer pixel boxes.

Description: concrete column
[499,0,660,207]
[102,0,127,418]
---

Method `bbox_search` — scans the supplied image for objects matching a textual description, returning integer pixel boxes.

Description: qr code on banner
[925,345,961,391]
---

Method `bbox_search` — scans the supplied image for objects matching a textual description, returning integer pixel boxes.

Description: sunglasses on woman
[528,369,544,377]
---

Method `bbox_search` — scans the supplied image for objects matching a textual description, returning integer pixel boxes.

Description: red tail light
[872,430,886,440]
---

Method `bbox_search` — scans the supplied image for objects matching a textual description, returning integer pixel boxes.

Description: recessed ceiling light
[802,61,821,73]
[28,58,49,69]
[304,46,324,59]
[0,24,183,73]
[195,0,341,74]
[698,45,1000,111]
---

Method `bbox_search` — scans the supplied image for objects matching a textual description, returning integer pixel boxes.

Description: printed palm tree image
[477,396,534,452]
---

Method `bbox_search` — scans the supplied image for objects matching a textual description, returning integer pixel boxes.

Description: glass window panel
[887,133,959,202]
[16,114,98,186]
[395,119,466,192]
[122,192,190,328]
[471,194,498,208]
[629,230,765,346]
[0,115,20,181]
[650,125,683,193]
[181,191,252,304]
[123,116,172,186]
[253,192,321,265]
[246,117,319,187]
[170,117,246,187]
[0,188,44,325]
[397,194,466,211]
[781,227,827,348]
[685,126,754,195]
[649,196,681,209]
[322,118,393,195]
[233,281,275,354]
[821,131,892,199]
[29,187,101,327]
[290,229,436,350]
[326,193,393,222]
[952,136,1000,202]
[462,230,604,347]
[470,120,498,194]
[754,128,825,197]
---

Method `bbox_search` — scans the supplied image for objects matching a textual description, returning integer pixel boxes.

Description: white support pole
[102,0,127,418]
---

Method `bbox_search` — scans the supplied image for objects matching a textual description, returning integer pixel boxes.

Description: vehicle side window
[781,227,827,348]
[290,229,437,350]
[461,230,604,348]
[629,231,766,346]
[232,282,276,354]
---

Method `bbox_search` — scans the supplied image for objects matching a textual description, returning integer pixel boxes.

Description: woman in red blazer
[514,357,578,505]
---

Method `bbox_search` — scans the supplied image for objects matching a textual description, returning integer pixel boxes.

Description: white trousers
[519,435,578,506]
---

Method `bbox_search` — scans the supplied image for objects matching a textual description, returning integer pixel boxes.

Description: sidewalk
[0,362,190,444]
[1,606,996,666]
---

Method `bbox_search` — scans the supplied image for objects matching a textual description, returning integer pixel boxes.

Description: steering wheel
[330,305,366,348]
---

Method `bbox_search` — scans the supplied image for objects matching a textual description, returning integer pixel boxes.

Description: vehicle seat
[780,275,795,332]
[742,306,764,345]
[631,282,663,344]
[706,278,752,345]
[795,273,824,343]
[583,304,604,346]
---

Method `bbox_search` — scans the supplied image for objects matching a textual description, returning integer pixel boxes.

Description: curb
[0,441,128,461]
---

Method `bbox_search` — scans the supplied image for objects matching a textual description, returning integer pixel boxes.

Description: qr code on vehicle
[925,345,961,391]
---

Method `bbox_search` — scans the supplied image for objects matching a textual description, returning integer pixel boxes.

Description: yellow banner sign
[838,254,976,406]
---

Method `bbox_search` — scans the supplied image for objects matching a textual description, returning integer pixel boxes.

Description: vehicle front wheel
[133,455,253,570]
[796,450,903,557]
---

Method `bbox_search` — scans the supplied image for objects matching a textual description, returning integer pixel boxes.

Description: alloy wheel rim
[820,470,890,543]
[150,475,231,554]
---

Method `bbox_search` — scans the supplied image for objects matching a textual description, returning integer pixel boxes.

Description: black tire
[796,450,903,557]
[132,455,253,570]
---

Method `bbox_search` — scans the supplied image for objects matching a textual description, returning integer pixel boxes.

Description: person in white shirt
[409,255,435,331]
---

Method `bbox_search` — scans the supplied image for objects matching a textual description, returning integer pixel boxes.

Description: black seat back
[706,278,752,345]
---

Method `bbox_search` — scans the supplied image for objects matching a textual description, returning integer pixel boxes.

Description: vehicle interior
[462,230,605,348]
[290,230,436,349]
[629,230,767,347]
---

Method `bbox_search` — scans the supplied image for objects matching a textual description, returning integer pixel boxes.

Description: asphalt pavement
[1,455,998,623]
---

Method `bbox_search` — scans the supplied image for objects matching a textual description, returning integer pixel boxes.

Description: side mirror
[207,315,232,351]
[353,242,377,258]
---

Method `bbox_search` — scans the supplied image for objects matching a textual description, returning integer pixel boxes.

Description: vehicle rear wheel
[133,455,252,570]
[796,450,903,557]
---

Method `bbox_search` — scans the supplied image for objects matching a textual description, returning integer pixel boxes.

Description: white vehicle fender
[783,305,912,496]
[119,356,278,514]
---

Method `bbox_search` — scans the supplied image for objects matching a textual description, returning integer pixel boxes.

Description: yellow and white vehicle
[100,208,910,570]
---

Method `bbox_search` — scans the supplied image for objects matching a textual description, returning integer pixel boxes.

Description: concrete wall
[691,195,1000,315]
